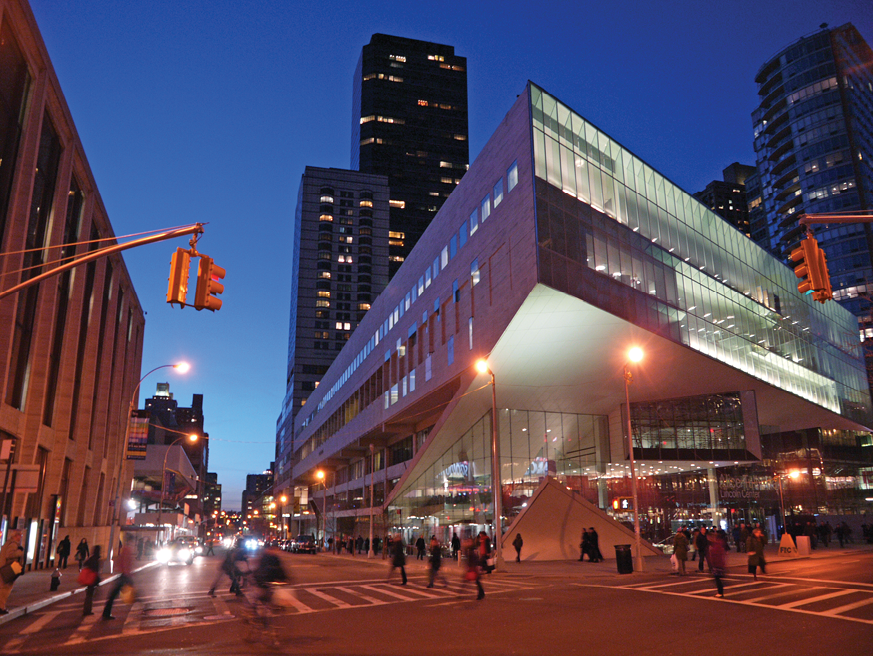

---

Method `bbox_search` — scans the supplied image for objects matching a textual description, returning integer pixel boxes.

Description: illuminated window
[441,177,453,184]
[493,178,504,207]
[507,160,518,191]
[428,54,445,62]
[453,134,466,141]
[418,99,429,106]
[358,303,370,311]
[360,137,375,145]
[389,231,405,240]
[441,247,449,269]
[389,54,406,62]
[440,161,452,168]
[319,214,333,222]
[389,238,404,247]
[317,291,331,298]
[389,200,405,209]
[389,255,404,262]
[470,208,478,235]
[316,300,330,308]
[471,258,479,286]
[360,115,375,124]
[359,199,373,207]
[318,271,331,279]
[320,195,334,203]
[481,195,491,221]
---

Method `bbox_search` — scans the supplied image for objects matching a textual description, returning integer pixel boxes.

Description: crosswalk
[0,575,537,653]
[600,574,873,625]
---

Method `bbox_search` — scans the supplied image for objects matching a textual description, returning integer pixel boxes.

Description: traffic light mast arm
[0,223,205,300]
[798,211,873,228]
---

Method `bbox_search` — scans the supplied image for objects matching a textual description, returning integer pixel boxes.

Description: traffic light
[194,255,225,311]
[166,248,190,306]
[612,497,633,511]
[790,235,832,303]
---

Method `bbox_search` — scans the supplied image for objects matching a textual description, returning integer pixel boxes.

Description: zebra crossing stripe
[821,595,873,617]
[780,588,858,609]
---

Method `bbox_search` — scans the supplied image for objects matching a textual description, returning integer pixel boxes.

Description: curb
[0,562,158,626]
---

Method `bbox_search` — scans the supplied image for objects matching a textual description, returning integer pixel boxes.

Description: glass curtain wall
[530,84,870,424]
[393,409,608,543]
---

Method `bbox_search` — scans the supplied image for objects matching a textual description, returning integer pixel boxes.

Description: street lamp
[623,347,644,572]
[157,433,199,543]
[368,443,375,558]
[476,358,503,570]
[279,495,288,540]
[316,470,326,550]
[107,362,189,566]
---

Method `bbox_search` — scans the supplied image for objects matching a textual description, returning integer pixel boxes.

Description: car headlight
[157,549,170,562]
[195,545,203,554]
[179,548,191,560]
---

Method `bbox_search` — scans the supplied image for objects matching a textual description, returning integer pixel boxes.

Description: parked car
[157,539,196,565]
[292,534,317,554]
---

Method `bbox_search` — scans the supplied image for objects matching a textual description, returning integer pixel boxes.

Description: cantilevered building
[280,83,872,559]
[351,34,469,277]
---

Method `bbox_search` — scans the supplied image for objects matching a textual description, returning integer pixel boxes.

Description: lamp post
[316,470,326,551]
[776,470,801,538]
[108,362,189,566]
[368,443,375,558]
[157,433,199,544]
[279,495,288,540]
[623,347,644,572]
[476,359,503,570]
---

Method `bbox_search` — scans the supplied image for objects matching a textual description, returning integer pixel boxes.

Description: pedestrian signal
[193,255,225,311]
[612,497,633,511]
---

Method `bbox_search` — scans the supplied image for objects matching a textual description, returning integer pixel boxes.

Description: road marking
[359,584,419,600]
[0,609,62,652]
[335,586,389,606]
[821,596,873,616]
[780,588,858,609]
[66,610,100,645]
[309,588,353,608]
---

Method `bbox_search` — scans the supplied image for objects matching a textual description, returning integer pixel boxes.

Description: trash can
[614,544,633,574]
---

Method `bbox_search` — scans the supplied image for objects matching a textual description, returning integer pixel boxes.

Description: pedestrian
[673,528,689,576]
[75,538,89,571]
[708,532,727,598]
[415,535,426,560]
[81,545,101,616]
[746,526,767,580]
[589,527,603,562]
[579,528,590,561]
[463,538,485,600]
[387,534,407,585]
[0,530,24,615]
[426,536,448,588]
[356,535,364,554]
[512,533,523,563]
[327,536,334,553]
[477,531,493,574]
[347,535,354,556]
[451,532,460,560]
[102,535,135,620]
[738,523,749,553]
[57,535,71,569]
[695,526,709,572]
[205,538,215,556]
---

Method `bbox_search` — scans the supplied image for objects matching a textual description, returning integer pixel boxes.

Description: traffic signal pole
[0,223,205,300]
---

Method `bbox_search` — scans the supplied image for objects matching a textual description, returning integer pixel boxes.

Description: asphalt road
[1,548,871,655]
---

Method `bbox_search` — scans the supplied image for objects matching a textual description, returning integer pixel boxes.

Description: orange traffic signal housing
[166,248,190,306]
[193,255,225,311]
[790,235,832,302]
[812,245,833,303]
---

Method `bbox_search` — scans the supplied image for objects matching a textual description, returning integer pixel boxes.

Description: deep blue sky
[28,1,871,509]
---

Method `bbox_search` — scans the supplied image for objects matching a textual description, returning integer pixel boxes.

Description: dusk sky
[27,0,871,509]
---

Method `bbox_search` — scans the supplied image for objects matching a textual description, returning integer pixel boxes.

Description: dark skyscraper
[693,163,757,236]
[351,34,469,277]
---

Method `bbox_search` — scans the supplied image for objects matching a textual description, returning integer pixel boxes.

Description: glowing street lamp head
[788,470,801,479]
[316,470,325,481]
[173,362,190,374]
[280,495,288,504]
[475,359,490,374]
[628,347,644,364]
[188,434,199,443]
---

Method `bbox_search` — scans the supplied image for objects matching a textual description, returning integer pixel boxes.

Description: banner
[126,410,150,460]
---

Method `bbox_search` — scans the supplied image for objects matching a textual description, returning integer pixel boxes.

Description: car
[176,536,204,555]
[292,534,316,554]
[157,539,196,565]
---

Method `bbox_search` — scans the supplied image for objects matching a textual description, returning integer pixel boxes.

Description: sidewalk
[0,561,157,626]
[2,541,869,625]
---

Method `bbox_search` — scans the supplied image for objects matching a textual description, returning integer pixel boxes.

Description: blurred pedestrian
[209,538,246,597]
[102,535,135,620]
[57,535,71,569]
[463,538,485,600]
[746,526,767,580]
[512,533,523,563]
[579,528,590,561]
[0,530,24,615]
[75,538,90,571]
[426,536,448,588]
[673,528,689,576]
[708,532,727,598]
[387,534,407,585]
[81,546,101,616]
[589,528,603,562]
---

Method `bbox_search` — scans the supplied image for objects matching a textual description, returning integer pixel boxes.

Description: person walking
[451,532,460,560]
[673,528,689,576]
[708,532,728,598]
[205,538,215,556]
[81,546,101,616]
[746,526,767,580]
[75,538,90,571]
[589,528,603,562]
[415,535,426,560]
[209,539,242,597]
[463,538,485,600]
[426,536,448,588]
[57,535,71,569]
[387,534,407,585]
[102,535,135,620]
[695,526,709,572]
[579,528,590,561]
[512,533,523,563]
[0,530,24,615]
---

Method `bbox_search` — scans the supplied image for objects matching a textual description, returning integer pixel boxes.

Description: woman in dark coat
[81,546,101,616]
[75,539,89,571]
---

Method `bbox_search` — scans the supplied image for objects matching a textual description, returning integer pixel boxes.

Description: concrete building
[352,34,469,277]
[0,0,145,568]
[693,163,757,236]
[275,168,389,483]
[279,82,872,558]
